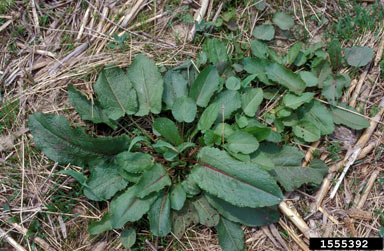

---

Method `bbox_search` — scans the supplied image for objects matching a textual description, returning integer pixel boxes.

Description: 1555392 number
[310,238,383,250]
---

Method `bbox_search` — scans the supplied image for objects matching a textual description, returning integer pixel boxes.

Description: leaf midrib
[196,68,215,105]
[121,198,139,219]
[141,67,152,111]
[93,175,125,197]
[200,163,279,199]
[196,198,216,225]
[332,109,364,127]
[158,194,168,234]
[244,91,261,113]
[142,174,168,193]
[268,65,302,93]
[104,72,127,115]
[39,117,114,158]
[222,219,238,249]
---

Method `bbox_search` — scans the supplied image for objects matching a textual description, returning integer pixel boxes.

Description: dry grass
[1,0,384,250]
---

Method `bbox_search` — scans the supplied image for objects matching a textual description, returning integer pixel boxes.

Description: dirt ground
[1,0,384,250]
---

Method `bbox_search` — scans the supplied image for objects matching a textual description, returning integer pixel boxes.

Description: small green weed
[107,32,130,50]
[327,141,344,162]
[0,99,18,134]
[0,0,14,14]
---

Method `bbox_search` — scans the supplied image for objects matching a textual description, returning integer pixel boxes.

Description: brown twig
[145,239,158,251]
[269,223,290,250]
[120,0,147,28]
[0,227,27,251]
[279,200,318,239]
[357,170,380,209]
[0,12,20,32]
[11,223,56,251]
[279,219,309,251]
[77,6,90,40]
[349,70,369,108]
[374,31,384,66]
[188,0,210,41]
[31,0,41,35]
[303,141,320,166]
[261,225,281,249]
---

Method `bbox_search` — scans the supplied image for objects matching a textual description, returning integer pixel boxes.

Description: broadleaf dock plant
[29,13,371,250]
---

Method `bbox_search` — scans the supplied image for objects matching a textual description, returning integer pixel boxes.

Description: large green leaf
[227,131,259,154]
[215,217,244,251]
[153,117,183,146]
[110,186,158,228]
[203,38,229,64]
[241,74,256,87]
[301,100,334,135]
[250,150,275,171]
[29,113,130,166]
[118,169,142,183]
[198,103,220,132]
[313,60,332,88]
[127,54,163,116]
[212,123,234,140]
[260,143,304,167]
[250,40,268,59]
[190,65,220,107]
[88,213,112,235]
[268,49,284,64]
[225,76,241,91]
[331,104,370,130]
[192,196,220,227]
[181,175,201,197]
[163,70,188,109]
[148,192,172,237]
[272,12,294,30]
[67,84,117,129]
[242,57,271,85]
[120,228,136,248]
[172,96,197,123]
[299,71,318,87]
[172,200,199,238]
[285,42,303,65]
[292,120,321,142]
[115,152,154,173]
[294,51,307,66]
[191,147,283,208]
[170,184,186,211]
[266,63,306,94]
[235,114,248,128]
[253,24,275,41]
[94,67,137,120]
[273,158,328,191]
[242,120,271,141]
[203,130,221,146]
[344,46,374,67]
[135,163,171,198]
[328,39,342,69]
[206,193,279,227]
[213,90,241,120]
[241,88,263,116]
[321,74,350,105]
[84,164,128,201]
[282,92,314,109]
